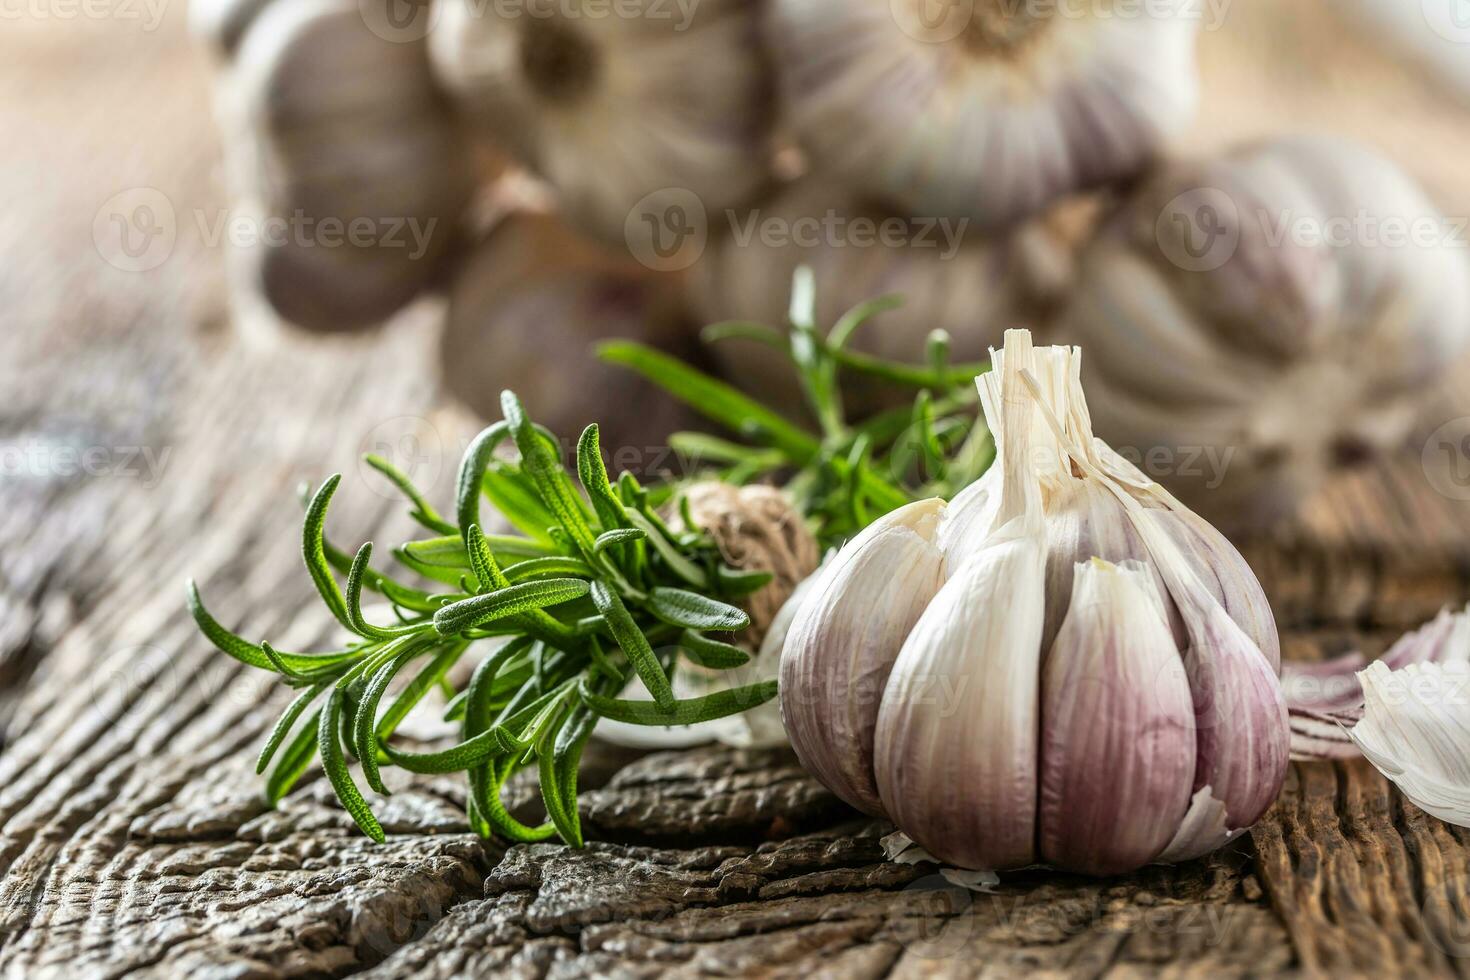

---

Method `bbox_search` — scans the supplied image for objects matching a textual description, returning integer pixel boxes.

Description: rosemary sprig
[601,268,994,545]
[189,392,776,845]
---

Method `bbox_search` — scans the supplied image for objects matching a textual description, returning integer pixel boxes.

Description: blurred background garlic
[440,209,696,453]
[766,0,1200,230]
[428,0,774,246]
[219,0,475,334]
[1062,134,1470,531]
[689,177,1081,416]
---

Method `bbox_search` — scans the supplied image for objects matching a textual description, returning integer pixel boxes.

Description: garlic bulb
[1062,135,1470,529]
[781,329,1290,875]
[690,178,1074,416]
[428,0,773,245]
[441,211,693,451]
[222,0,475,332]
[766,0,1199,229]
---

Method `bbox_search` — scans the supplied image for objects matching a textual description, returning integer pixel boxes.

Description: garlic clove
[1040,479,1174,655]
[1175,589,1290,830]
[873,530,1047,871]
[1348,661,1470,827]
[1039,559,1197,875]
[779,498,947,817]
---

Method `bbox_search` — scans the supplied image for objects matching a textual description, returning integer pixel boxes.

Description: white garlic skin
[874,530,1047,870]
[441,212,694,450]
[779,499,946,817]
[766,0,1199,230]
[691,178,1070,417]
[224,0,475,332]
[430,0,773,245]
[1064,135,1470,530]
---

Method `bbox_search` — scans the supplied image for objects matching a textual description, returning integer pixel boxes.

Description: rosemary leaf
[257,682,329,774]
[319,688,385,843]
[679,631,750,670]
[434,579,591,636]
[589,581,674,712]
[363,453,457,535]
[580,679,778,727]
[647,587,750,632]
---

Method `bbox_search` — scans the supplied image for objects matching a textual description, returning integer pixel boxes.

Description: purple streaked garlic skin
[1039,560,1196,876]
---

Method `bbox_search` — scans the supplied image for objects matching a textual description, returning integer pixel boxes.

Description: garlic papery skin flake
[1063,135,1470,530]
[766,0,1200,230]
[781,328,1289,875]
[1038,559,1196,875]
[779,499,947,817]
[429,0,773,246]
[1349,662,1470,827]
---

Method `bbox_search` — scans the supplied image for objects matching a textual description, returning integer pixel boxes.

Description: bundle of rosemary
[190,272,993,846]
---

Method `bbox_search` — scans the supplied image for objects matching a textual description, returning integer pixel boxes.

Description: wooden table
[5,3,1470,977]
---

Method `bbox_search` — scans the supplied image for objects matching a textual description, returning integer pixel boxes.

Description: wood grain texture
[6,1,1470,977]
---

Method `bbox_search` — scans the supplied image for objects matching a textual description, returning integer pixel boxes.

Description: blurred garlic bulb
[428,0,773,245]
[221,0,474,332]
[782,329,1289,875]
[441,211,695,452]
[1064,135,1470,529]
[690,178,1076,416]
[766,0,1200,229]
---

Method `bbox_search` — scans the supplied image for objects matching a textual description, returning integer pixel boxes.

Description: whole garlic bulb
[781,329,1289,875]
[766,0,1199,230]
[428,0,773,245]
[441,211,695,452]
[223,0,475,332]
[690,178,1075,416]
[1063,135,1470,529]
